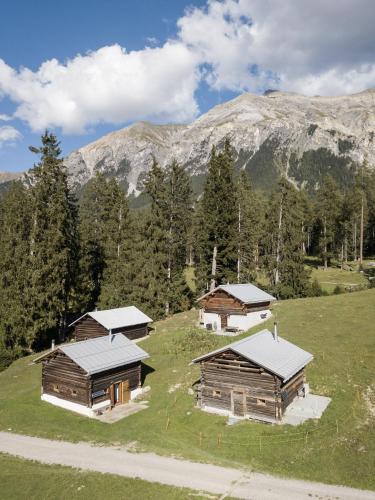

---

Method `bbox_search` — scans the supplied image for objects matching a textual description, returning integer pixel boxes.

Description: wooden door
[231,390,245,416]
[220,314,228,330]
[121,380,130,404]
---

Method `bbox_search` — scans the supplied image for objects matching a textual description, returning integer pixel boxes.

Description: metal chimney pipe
[51,339,55,351]
[273,322,278,342]
[108,329,112,343]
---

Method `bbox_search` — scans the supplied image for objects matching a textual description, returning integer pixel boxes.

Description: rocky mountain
[0,171,22,184]
[63,89,375,196]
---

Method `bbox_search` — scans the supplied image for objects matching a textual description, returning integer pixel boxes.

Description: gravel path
[0,431,374,499]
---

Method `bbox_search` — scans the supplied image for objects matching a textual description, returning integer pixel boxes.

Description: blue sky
[1,0,374,172]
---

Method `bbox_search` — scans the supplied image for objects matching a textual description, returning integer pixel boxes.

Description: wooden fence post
[199,431,202,447]
[336,419,339,434]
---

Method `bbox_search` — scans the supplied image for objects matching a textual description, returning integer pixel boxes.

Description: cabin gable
[73,315,149,342]
[197,348,306,422]
[41,350,90,406]
[200,289,245,314]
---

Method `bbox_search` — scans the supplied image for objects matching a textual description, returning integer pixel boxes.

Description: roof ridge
[62,332,130,350]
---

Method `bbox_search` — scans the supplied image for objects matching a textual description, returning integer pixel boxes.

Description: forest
[0,131,375,366]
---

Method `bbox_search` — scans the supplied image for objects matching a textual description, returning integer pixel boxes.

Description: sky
[1,0,375,173]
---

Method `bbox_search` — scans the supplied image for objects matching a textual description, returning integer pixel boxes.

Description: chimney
[108,329,113,343]
[273,322,279,342]
[51,339,55,351]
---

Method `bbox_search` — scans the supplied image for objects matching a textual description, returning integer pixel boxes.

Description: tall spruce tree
[27,131,78,347]
[196,140,237,293]
[315,176,342,269]
[0,182,32,353]
[264,178,310,298]
[236,172,265,282]
[142,158,192,317]
[98,178,133,308]
[78,173,116,310]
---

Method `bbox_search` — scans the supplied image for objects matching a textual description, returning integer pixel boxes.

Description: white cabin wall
[202,312,221,331]
[228,310,272,331]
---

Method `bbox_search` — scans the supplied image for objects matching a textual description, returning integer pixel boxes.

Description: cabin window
[71,389,77,397]
[53,384,59,393]
[257,398,266,406]
[213,390,221,397]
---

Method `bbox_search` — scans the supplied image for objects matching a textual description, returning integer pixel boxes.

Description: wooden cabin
[192,326,313,423]
[197,284,276,332]
[34,334,149,417]
[69,306,153,342]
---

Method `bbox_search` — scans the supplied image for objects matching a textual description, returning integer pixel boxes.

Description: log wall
[200,290,271,315]
[199,350,279,420]
[91,362,141,404]
[74,317,108,341]
[42,352,90,405]
[73,317,149,341]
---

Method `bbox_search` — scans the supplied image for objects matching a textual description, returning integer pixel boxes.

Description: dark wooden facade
[41,350,142,408]
[197,349,305,422]
[73,316,149,342]
[199,289,271,315]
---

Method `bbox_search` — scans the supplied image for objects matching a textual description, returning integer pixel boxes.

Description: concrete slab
[93,402,148,424]
[282,394,331,426]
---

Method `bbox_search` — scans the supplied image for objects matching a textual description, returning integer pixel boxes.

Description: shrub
[167,328,221,357]
[308,279,326,297]
[0,348,14,372]
[333,285,345,295]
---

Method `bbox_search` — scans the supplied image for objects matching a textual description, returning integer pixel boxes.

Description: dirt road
[0,431,373,499]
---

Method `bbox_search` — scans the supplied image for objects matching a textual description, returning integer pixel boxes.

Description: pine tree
[78,173,116,309]
[236,172,265,282]
[142,158,192,317]
[0,182,32,353]
[196,140,238,293]
[315,176,342,269]
[264,178,310,298]
[98,178,133,308]
[27,131,78,347]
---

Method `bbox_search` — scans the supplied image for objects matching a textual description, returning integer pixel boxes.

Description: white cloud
[0,125,22,147]
[0,43,199,134]
[177,0,375,95]
[0,0,374,134]
[0,113,12,121]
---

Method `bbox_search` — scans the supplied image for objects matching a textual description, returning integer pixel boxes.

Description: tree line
[1,132,374,364]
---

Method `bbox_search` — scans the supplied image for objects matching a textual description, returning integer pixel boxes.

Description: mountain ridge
[2,89,375,194]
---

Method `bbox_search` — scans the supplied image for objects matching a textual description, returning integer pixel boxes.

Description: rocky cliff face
[64,89,375,195]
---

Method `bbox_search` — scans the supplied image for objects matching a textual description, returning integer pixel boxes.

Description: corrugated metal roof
[197,284,276,304]
[192,329,313,381]
[69,306,153,330]
[60,334,149,375]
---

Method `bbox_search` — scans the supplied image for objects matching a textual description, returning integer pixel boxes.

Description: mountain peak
[64,88,375,197]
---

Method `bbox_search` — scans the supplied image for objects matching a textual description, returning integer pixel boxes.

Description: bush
[0,348,14,372]
[167,328,221,357]
[308,279,326,297]
[333,285,345,295]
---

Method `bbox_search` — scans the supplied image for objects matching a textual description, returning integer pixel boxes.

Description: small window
[257,398,266,406]
[53,384,59,393]
[213,390,221,397]
[71,389,77,397]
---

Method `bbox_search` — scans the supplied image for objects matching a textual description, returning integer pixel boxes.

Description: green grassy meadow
[0,453,214,500]
[0,290,374,490]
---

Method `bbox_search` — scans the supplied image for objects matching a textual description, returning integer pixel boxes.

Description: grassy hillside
[0,290,374,490]
[0,453,212,500]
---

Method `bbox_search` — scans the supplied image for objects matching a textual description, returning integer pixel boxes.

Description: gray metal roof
[197,284,276,304]
[192,329,313,381]
[59,334,149,375]
[69,306,153,330]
